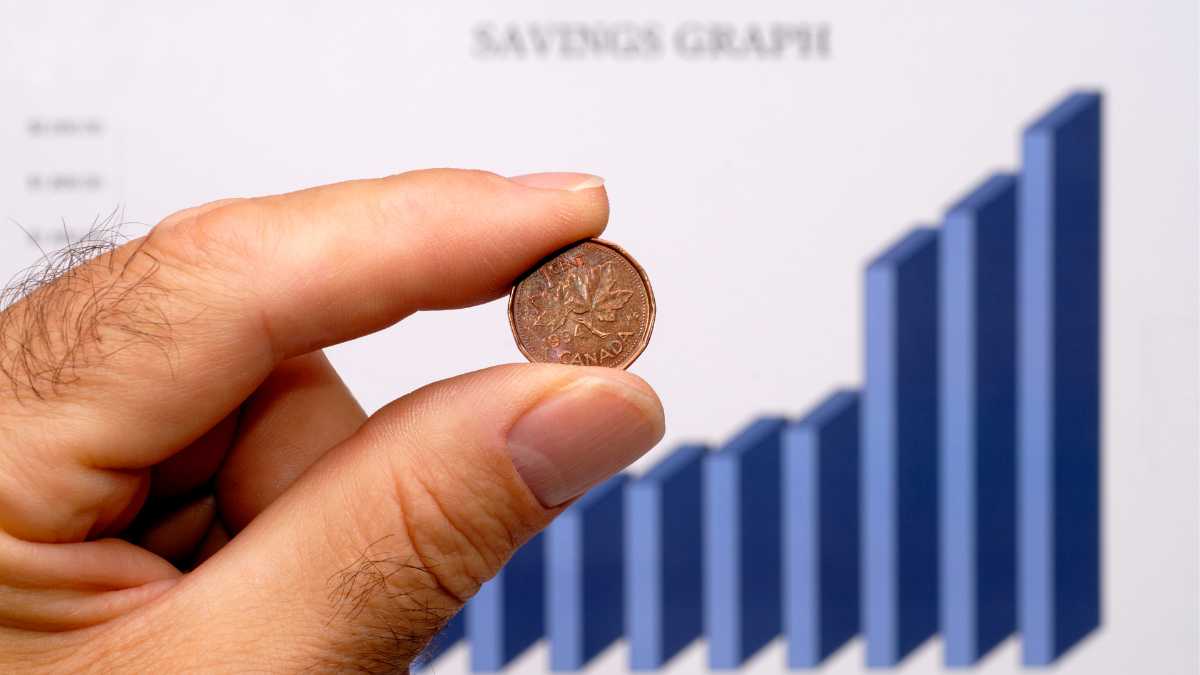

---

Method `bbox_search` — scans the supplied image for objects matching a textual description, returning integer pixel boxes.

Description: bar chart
[414,90,1102,672]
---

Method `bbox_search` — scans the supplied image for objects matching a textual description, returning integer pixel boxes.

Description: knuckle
[372,169,504,228]
[389,459,507,603]
[404,167,504,191]
[148,200,271,278]
[373,422,542,606]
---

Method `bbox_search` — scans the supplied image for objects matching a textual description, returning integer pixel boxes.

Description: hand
[0,170,665,672]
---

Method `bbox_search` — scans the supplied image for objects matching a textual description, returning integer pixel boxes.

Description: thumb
[117,364,663,671]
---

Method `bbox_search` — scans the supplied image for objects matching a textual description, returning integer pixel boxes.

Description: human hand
[0,170,664,672]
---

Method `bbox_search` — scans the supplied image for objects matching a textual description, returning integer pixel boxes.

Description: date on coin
[508,239,655,369]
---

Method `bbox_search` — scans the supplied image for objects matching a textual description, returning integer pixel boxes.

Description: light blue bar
[784,390,860,668]
[627,445,706,670]
[704,417,787,669]
[940,173,1018,666]
[547,475,628,670]
[467,532,545,671]
[863,227,940,667]
[1018,91,1102,666]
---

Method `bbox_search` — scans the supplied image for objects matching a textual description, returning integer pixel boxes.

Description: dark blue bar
[863,227,940,667]
[940,174,1018,666]
[1018,91,1102,665]
[466,532,546,671]
[411,611,465,671]
[704,417,787,669]
[547,474,628,670]
[784,390,861,668]
[626,444,706,670]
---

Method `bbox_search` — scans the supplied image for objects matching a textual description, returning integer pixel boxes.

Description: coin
[508,238,655,369]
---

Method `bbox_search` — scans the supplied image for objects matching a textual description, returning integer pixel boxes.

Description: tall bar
[547,475,628,670]
[863,227,940,667]
[704,417,787,669]
[940,174,1018,666]
[626,444,706,670]
[411,611,465,671]
[466,532,546,671]
[783,390,861,668]
[1018,91,1102,665]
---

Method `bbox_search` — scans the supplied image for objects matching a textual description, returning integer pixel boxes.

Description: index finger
[0,169,607,541]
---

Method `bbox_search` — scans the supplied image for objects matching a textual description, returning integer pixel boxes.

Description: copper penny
[508,239,655,369]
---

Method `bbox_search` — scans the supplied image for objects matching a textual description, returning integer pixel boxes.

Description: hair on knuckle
[319,535,461,673]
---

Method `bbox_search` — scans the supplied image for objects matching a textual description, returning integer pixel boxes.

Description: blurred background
[0,2,1196,673]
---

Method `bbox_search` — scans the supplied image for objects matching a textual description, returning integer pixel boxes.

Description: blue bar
[466,532,546,671]
[704,417,787,669]
[940,174,1018,666]
[1018,91,1102,665]
[863,227,940,667]
[411,611,465,671]
[547,474,628,670]
[626,444,706,670]
[784,390,861,668]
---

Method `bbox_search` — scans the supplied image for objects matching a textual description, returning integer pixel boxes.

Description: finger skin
[216,350,366,534]
[149,412,237,500]
[154,197,245,230]
[0,169,607,542]
[133,495,216,568]
[0,534,178,632]
[97,363,663,672]
[120,351,364,558]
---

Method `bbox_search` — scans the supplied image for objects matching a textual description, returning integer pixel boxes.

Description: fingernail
[507,373,663,507]
[508,172,605,192]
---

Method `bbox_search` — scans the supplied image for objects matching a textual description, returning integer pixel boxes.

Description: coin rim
[507,238,656,370]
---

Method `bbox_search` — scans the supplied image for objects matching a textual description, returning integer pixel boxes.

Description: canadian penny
[508,239,654,369]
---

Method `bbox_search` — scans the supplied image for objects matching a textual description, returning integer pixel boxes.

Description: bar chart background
[1,2,1196,673]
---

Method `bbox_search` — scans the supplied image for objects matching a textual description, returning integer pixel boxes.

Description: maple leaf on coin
[530,283,571,330]
[563,267,593,315]
[587,262,634,321]
[530,261,634,337]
